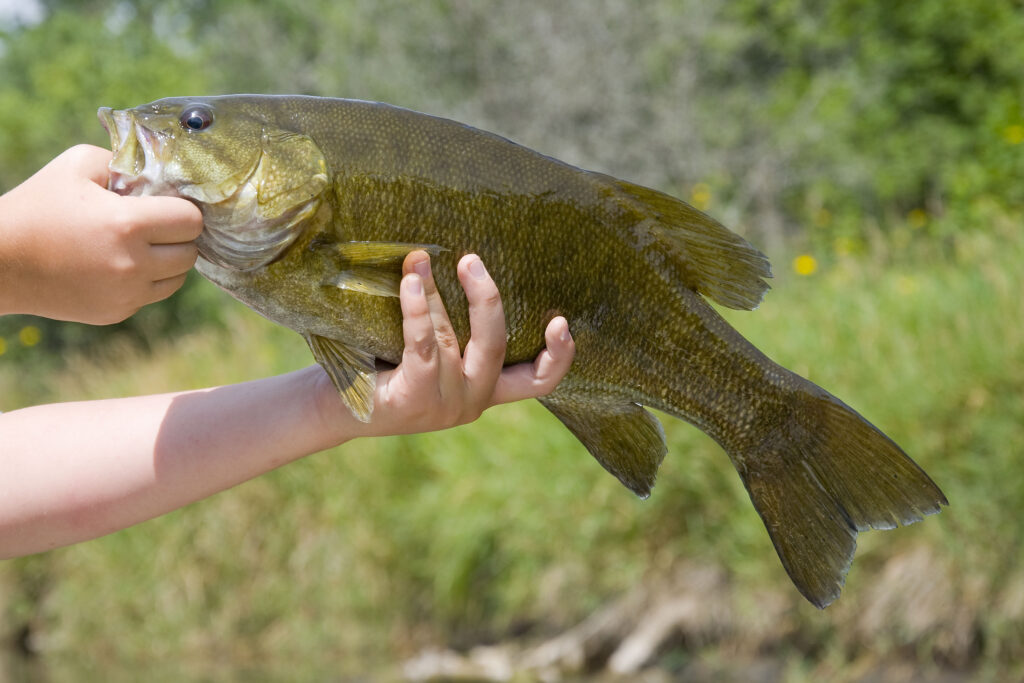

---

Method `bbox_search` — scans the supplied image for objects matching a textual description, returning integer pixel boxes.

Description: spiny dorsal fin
[539,394,667,498]
[607,177,772,310]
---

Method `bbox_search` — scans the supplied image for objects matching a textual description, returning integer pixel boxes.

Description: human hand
[0,145,204,324]
[315,251,575,439]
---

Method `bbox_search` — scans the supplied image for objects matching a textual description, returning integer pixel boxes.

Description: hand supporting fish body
[100,95,946,608]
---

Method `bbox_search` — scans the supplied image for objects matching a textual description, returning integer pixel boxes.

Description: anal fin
[305,333,377,422]
[540,395,667,498]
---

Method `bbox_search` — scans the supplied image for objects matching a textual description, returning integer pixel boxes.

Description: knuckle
[65,143,102,166]
[482,288,502,308]
[111,213,141,239]
[64,144,90,162]
[435,330,460,353]
[412,338,436,364]
[534,380,557,397]
[111,254,140,279]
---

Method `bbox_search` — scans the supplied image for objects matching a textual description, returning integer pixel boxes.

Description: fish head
[99,96,329,271]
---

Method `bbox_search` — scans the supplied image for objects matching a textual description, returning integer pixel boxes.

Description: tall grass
[1,218,1022,679]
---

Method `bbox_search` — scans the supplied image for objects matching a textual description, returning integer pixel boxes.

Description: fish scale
[99,94,947,608]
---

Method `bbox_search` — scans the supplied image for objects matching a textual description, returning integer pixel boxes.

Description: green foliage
[1,218,1022,677]
[2,1,1024,676]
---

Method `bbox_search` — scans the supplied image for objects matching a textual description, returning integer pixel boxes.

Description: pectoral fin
[324,268,403,297]
[305,333,376,422]
[540,395,667,498]
[321,242,447,298]
[335,241,446,265]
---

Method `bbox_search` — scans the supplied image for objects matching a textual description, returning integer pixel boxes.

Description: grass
[1,217,1022,679]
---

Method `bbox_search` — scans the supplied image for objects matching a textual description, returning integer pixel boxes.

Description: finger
[458,254,507,405]
[397,271,441,388]
[149,272,189,304]
[147,242,200,281]
[403,252,461,388]
[491,316,575,405]
[69,144,115,187]
[136,197,205,244]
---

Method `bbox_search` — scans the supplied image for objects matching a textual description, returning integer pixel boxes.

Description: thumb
[65,144,115,189]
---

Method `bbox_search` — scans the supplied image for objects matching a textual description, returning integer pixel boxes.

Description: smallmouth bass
[99,95,946,608]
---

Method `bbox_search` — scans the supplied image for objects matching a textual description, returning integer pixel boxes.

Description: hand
[0,145,204,324]
[316,251,575,439]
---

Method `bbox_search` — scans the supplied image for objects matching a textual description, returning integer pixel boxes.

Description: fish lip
[98,106,170,196]
[97,107,116,141]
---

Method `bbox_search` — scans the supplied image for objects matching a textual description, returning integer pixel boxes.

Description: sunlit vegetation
[2,1,1022,679]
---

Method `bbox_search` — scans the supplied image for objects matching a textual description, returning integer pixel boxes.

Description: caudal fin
[730,382,947,608]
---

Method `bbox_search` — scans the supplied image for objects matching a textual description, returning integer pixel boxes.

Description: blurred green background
[1,0,1022,680]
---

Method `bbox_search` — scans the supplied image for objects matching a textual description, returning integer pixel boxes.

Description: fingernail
[413,258,430,279]
[560,326,571,343]
[407,274,423,295]
[469,257,487,280]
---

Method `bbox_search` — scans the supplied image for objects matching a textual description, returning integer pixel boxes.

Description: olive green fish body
[101,95,946,608]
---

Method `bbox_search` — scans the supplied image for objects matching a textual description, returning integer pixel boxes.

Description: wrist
[0,191,31,316]
[308,365,365,446]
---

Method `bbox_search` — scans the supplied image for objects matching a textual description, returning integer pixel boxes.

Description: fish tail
[727,380,947,608]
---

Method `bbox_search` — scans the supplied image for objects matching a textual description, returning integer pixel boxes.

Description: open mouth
[98,107,167,197]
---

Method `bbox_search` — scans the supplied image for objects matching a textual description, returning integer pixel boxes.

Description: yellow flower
[19,326,41,347]
[793,254,818,276]
[690,183,711,211]
[1004,124,1024,145]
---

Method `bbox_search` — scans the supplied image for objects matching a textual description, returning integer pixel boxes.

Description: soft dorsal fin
[607,177,772,310]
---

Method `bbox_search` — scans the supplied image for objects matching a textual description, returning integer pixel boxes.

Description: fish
[98,95,947,608]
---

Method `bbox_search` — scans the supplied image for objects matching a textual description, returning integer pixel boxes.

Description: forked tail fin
[729,381,948,608]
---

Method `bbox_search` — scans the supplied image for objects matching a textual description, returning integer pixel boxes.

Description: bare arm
[0,253,574,559]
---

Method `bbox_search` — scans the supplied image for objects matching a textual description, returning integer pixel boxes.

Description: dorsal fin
[607,177,772,310]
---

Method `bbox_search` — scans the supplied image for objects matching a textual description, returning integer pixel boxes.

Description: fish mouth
[98,107,171,197]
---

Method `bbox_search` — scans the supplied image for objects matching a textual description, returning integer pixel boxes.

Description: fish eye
[180,106,214,131]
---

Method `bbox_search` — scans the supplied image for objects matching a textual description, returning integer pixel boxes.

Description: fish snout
[97,107,168,196]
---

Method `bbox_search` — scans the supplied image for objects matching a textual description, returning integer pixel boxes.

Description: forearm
[0,252,574,560]
[0,366,344,558]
